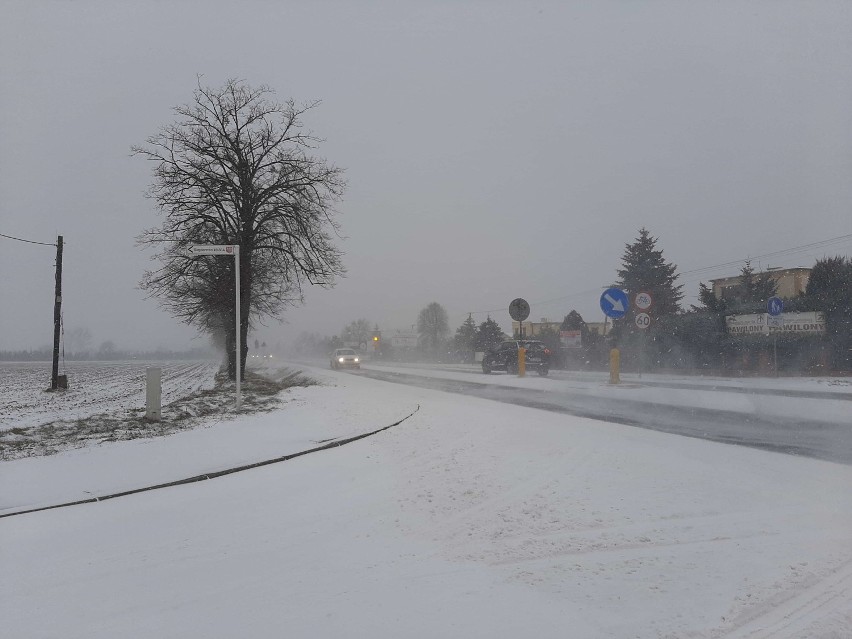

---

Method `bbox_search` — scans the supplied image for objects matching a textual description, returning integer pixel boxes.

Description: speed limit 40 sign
[635,312,652,330]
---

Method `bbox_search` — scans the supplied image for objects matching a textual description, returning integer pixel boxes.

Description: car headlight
[338,357,345,362]
[354,358,359,362]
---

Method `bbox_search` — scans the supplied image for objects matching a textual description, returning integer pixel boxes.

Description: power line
[679,233,852,278]
[0,232,57,247]
[466,232,852,318]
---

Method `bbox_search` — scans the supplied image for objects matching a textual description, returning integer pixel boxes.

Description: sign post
[633,292,653,380]
[187,244,241,409]
[767,297,784,377]
[509,298,530,377]
[600,288,629,384]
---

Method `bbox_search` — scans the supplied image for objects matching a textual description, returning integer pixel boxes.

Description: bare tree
[417,302,449,360]
[134,79,345,379]
[341,318,373,347]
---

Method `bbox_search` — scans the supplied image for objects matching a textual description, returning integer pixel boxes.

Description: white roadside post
[186,244,242,410]
[145,367,162,421]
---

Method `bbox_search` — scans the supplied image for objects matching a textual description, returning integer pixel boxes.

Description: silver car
[330,348,361,370]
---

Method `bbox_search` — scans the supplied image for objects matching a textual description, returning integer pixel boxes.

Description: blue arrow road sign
[600,288,629,319]
[767,296,784,316]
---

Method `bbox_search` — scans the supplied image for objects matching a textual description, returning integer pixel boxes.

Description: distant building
[511,318,561,338]
[710,267,811,301]
[511,318,610,338]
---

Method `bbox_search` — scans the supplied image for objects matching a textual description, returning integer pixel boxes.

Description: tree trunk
[225,328,236,380]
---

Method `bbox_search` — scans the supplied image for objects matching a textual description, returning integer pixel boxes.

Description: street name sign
[600,288,629,319]
[186,244,235,256]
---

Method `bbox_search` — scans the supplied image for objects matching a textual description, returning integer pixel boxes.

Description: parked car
[330,348,361,370]
[481,340,551,376]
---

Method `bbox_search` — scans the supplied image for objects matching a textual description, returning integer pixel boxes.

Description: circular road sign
[635,312,652,330]
[600,288,629,319]
[634,291,653,311]
[767,296,784,316]
[509,298,530,322]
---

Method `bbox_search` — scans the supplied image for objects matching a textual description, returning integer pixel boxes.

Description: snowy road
[3,366,851,638]
[351,365,852,465]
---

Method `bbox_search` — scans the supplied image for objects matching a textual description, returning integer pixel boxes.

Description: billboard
[726,312,825,336]
[560,330,582,348]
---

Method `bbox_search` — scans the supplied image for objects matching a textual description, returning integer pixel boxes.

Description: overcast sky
[2,1,851,352]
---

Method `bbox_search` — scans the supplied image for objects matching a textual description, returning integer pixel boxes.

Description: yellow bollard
[518,347,526,377]
[609,348,620,384]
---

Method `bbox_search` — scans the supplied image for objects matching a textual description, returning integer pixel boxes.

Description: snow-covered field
[0,360,220,432]
[2,363,851,637]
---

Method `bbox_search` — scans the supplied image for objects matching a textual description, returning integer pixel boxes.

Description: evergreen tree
[560,310,589,342]
[694,282,727,315]
[728,260,777,309]
[806,256,852,370]
[476,316,505,352]
[613,229,683,368]
[453,314,479,362]
[616,228,683,318]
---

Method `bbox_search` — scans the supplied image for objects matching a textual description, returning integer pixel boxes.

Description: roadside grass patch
[0,366,318,461]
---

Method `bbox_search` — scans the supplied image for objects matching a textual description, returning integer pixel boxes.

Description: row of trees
[603,228,852,372]
[291,228,848,373]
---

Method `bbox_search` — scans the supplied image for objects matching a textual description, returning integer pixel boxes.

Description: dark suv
[481,340,551,376]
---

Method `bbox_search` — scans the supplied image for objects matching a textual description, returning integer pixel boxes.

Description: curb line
[0,405,420,520]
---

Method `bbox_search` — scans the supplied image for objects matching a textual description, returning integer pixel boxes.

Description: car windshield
[337,349,356,356]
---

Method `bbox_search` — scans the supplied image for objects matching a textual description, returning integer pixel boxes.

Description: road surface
[352,365,852,465]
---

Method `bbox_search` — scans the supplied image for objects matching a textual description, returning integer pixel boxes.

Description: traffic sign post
[632,293,654,380]
[509,298,530,376]
[634,313,652,379]
[767,297,784,377]
[186,245,242,410]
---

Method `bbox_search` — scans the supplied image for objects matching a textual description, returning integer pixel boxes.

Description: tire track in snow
[720,558,852,638]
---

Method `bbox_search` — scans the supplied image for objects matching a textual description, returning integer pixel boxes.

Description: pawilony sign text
[726,312,826,336]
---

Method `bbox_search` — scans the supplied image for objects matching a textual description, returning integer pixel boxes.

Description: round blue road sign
[600,288,629,319]
[767,296,784,316]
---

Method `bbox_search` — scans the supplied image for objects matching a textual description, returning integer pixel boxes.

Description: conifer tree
[476,316,505,352]
[453,314,479,362]
[616,228,683,317]
[806,256,852,370]
[730,260,777,308]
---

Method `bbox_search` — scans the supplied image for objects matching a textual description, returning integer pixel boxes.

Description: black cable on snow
[0,405,420,520]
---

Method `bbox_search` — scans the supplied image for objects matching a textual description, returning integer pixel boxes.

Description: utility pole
[51,235,63,390]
